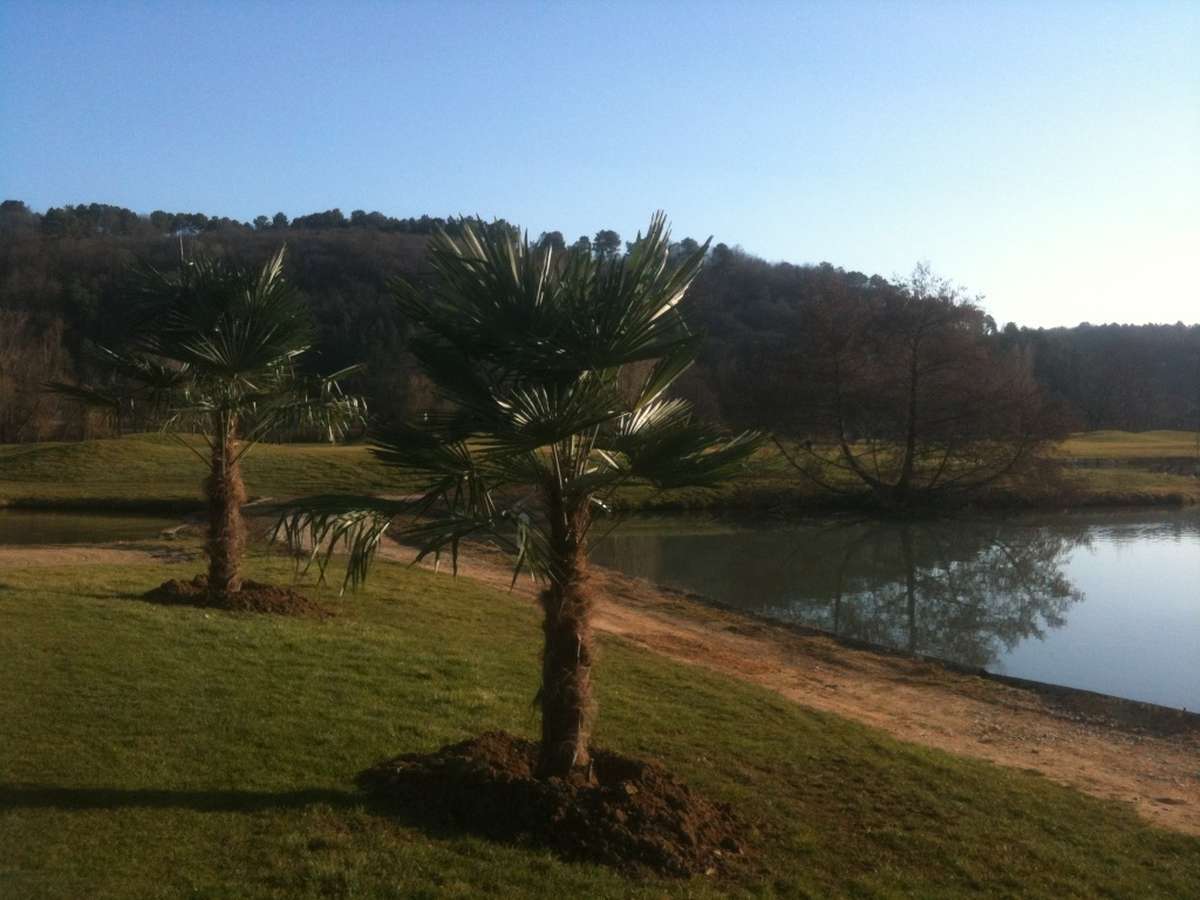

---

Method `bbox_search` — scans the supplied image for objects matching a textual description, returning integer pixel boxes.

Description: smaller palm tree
[53,247,364,601]
[282,214,762,779]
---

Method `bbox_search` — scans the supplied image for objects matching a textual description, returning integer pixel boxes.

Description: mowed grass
[1,431,1198,513]
[1055,431,1200,505]
[0,434,401,510]
[2,553,1198,898]
[1068,466,1200,503]
[1058,430,1200,459]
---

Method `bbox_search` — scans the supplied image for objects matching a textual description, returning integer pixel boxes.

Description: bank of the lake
[2,546,1198,898]
[591,508,1200,711]
[1,432,1198,516]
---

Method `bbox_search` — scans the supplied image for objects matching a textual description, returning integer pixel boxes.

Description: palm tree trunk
[537,497,594,780]
[205,417,246,601]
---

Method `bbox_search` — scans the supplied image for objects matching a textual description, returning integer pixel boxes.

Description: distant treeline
[0,199,1197,442]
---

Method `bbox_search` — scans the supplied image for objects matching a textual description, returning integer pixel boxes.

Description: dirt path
[376,541,1200,837]
[9,539,1197,836]
[0,543,199,566]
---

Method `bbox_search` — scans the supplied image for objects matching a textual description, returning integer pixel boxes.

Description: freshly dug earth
[358,731,747,877]
[143,574,331,618]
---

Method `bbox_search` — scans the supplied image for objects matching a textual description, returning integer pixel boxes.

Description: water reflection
[591,517,1088,671]
[0,510,177,544]
[772,521,1084,669]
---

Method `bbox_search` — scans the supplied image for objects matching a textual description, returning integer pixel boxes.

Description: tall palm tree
[54,247,364,601]
[283,214,761,779]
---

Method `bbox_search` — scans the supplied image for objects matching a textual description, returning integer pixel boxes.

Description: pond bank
[376,538,1200,837]
[4,529,1198,837]
[2,470,1197,518]
[3,432,1199,517]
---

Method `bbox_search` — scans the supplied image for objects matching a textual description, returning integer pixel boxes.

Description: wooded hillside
[1,199,1197,441]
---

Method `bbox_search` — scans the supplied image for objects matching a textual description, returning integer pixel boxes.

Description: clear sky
[2,0,1196,328]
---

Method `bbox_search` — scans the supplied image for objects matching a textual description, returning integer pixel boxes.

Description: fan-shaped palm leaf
[279,213,762,779]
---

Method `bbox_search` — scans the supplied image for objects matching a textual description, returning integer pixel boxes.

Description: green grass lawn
[2,551,1197,898]
[1058,430,1200,459]
[0,434,401,510]
[1,431,1198,513]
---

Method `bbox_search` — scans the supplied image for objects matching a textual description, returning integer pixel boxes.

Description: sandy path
[7,539,1197,836]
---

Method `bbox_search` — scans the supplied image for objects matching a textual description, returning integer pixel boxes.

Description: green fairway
[1,431,1198,513]
[0,434,399,510]
[1058,430,1200,459]
[1,551,1197,898]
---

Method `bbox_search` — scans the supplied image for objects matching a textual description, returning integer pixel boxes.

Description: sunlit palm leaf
[281,213,761,587]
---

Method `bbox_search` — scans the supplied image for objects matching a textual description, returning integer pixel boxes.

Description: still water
[591,510,1200,710]
[0,510,176,544]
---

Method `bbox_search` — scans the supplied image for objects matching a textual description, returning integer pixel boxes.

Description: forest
[1,198,1197,444]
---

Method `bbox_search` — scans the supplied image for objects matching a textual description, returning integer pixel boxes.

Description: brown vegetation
[538,506,598,778]
[0,310,73,442]
[779,266,1070,507]
[205,425,247,596]
[4,200,1198,444]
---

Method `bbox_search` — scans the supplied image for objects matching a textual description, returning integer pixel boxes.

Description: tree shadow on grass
[2,763,748,883]
[0,784,363,814]
[93,590,150,602]
[0,782,514,852]
[116,542,204,564]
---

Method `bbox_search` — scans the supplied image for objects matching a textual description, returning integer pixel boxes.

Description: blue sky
[2,0,1196,327]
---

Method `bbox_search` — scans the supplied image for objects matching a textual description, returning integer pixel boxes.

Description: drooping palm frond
[272,494,412,593]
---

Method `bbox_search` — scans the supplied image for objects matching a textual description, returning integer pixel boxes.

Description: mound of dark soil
[143,574,331,618]
[357,731,747,877]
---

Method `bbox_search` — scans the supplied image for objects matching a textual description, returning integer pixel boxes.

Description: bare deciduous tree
[0,311,72,442]
[780,265,1068,508]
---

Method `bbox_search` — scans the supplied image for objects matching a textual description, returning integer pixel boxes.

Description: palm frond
[280,213,747,593]
[272,495,410,593]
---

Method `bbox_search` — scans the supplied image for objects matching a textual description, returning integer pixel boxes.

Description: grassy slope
[0,434,400,510]
[1058,430,1200,459]
[1,431,1198,512]
[1051,430,1200,506]
[1,553,1197,898]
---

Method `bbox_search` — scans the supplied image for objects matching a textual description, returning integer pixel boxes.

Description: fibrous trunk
[537,501,594,780]
[205,421,246,601]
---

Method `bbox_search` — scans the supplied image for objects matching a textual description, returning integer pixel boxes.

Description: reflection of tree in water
[591,516,1088,671]
[770,520,1086,669]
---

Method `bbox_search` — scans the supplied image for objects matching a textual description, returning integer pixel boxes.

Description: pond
[590,510,1200,710]
[0,510,180,544]
[3,506,1195,710]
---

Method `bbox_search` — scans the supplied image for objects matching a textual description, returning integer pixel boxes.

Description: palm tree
[283,214,761,779]
[54,247,364,602]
